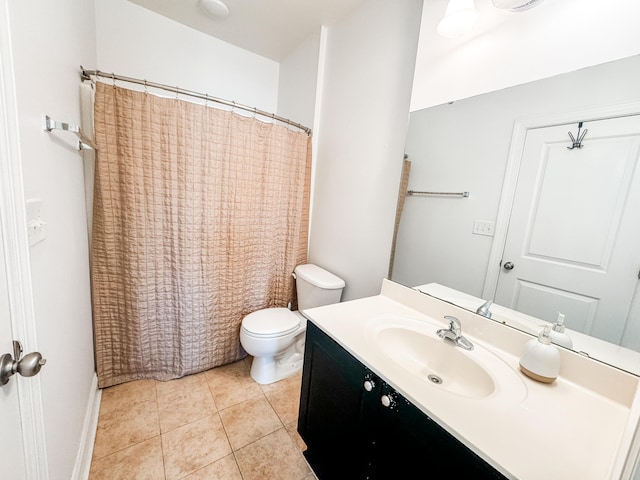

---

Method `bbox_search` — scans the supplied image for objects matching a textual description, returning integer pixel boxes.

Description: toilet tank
[294,264,345,311]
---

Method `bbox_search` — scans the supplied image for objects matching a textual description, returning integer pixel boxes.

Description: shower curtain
[388,158,411,278]
[91,82,311,388]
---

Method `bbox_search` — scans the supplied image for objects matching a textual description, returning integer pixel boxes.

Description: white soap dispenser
[549,312,573,349]
[519,324,560,384]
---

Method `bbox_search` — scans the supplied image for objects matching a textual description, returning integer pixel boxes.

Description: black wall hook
[567,122,588,149]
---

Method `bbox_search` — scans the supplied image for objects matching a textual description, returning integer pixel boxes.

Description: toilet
[240,264,345,384]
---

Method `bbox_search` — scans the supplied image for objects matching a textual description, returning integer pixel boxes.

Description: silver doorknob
[503,261,515,270]
[17,352,46,377]
[0,340,46,386]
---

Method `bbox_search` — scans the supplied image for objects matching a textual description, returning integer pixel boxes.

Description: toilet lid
[242,308,300,336]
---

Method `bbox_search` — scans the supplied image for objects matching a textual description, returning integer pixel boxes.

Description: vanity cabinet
[298,321,507,480]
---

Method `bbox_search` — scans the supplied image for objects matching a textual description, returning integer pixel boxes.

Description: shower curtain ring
[111,72,116,89]
[204,93,209,107]
[175,86,179,99]
[143,79,148,94]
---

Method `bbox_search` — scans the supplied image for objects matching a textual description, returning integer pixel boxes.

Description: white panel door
[495,115,640,345]
[0,218,27,480]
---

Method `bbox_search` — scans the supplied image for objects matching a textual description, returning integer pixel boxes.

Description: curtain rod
[80,67,312,135]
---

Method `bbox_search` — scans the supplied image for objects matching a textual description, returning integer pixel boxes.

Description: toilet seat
[242,308,301,338]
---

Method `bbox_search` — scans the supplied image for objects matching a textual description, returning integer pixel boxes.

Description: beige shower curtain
[388,158,411,278]
[91,82,311,388]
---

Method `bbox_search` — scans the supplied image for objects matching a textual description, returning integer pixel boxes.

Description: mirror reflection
[391,54,640,376]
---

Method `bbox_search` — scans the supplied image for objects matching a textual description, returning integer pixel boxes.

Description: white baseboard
[71,373,101,480]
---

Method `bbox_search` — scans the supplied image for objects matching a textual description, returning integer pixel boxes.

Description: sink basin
[376,326,494,398]
[366,316,526,401]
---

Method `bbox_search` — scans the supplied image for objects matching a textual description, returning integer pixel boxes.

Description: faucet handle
[440,316,474,351]
[444,315,461,333]
[476,299,493,318]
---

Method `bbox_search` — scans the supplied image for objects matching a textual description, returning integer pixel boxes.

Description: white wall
[95,0,280,113]
[393,55,640,297]
[6,0,97,478]
[308,0,423,301]
[277,30,321,131]
[412,0,640,111]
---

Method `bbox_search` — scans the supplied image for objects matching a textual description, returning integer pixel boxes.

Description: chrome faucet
[437,316,474,350]
[476,299,493,319]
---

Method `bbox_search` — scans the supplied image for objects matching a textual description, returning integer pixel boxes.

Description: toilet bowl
[240,308,307,384]
[240,264,345,384]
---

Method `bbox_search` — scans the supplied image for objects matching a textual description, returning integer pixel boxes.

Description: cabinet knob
[363,379,375,392]
[381,393,396,409]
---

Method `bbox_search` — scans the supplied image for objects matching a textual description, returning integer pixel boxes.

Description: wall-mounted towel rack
[43,115,97,151]
[407,190,469,198]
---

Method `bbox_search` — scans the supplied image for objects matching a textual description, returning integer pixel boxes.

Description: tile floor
[89,357,317,480]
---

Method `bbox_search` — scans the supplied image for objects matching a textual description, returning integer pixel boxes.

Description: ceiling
[129,0,366,62]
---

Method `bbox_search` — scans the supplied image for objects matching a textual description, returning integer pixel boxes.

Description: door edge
[0,1,49,478]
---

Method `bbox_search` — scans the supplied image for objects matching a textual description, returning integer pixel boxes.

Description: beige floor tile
[93,400,160,459]
[158,381,217,433]
[262,374,302,426]
[183,454,243,480]
[156,372,207,397]
[242,355,253,370]
[285,420,307,452]
[284,419,298,432]
[92,360,318,480]
[205,361,263,409]
[219,396,283,450]
[89,436,164,480]
[235,428,311,480]
[100,379,157,416]
[259,370,302,395]
[161,414,232,480]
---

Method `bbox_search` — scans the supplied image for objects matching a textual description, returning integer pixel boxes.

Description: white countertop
[303,280,640,480]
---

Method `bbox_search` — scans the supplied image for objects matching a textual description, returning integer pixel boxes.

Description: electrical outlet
[26,198,47,246]
[473,220,495,237]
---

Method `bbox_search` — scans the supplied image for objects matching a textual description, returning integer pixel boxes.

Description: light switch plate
[473,220,495,236]
[26,198,46,246]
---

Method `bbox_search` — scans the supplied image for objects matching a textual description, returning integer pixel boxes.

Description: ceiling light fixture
[492,0,545,12]
[437,0,479,38]
[198,0,230,19]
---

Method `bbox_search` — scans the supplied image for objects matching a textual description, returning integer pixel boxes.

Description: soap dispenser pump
[519,325,560,384]
[549,312,573,349]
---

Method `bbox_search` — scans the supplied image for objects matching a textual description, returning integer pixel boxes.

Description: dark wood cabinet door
[374,382,507,479]
[298,322,373,480]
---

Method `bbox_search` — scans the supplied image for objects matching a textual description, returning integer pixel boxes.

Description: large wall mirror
[391,54,640,376]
